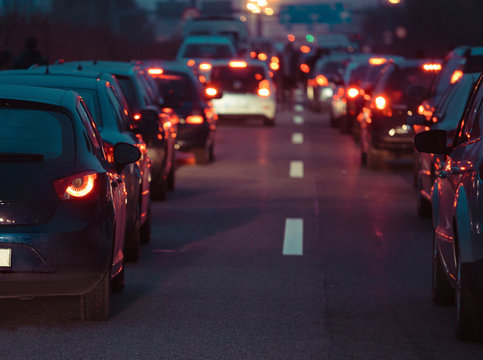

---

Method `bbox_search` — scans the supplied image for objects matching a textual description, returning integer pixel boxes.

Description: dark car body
[0,72,151,261]
[415,73,483,340]
[0,84,139,319]
[52,61,177,200]
[360,59,440,169]
[144,61,217,164]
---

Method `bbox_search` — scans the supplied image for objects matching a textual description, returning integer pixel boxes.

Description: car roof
[0,72,102,89]
[48,61,141,76]
[181,36,234,44]
[0,83,75,106]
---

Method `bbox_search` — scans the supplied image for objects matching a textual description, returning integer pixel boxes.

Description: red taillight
[205,87,218,97]
[300,64,310,73]
[422,63,442,72]
[186,115,204,124]
[418,104,425,115]
[450,70,463,84]
[369,58,387,65]
[258,79,270,97]
[258,53,268,61]
[148,68,163,77]
[133,113,141,121]
[316,75,328,86]
[229,61,247,68]
[187,59,195,67]
[270,62,280,71]
[374,96,387,110]
[103,142,115,163]
[53,172,97,199]
[300,45,311,54]
[199,63,212,71]
[347,87,359,98]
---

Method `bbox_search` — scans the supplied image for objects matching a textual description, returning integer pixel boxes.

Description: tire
[432,233,453,306]
[193,146,209,165]
[360,149,367,166]
[80,272,110,321]
[111,265,125,294]
[124,207,141,262]
[140,204,151,245]
[264,117,275,127]
[151,176,167,201]
[167,163,175,191]
[417,179,432,218]
[455,254,480,341]
[367,145,383,170]
[208,143,215,162]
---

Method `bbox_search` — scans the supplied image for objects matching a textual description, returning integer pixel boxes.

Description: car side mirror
[113,142,141,173]
[407,113,427,126]
[205,82,223,100]
[414,129,449,154]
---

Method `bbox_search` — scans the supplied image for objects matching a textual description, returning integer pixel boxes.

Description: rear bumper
[0,222,113,298]
[212,94,276,119]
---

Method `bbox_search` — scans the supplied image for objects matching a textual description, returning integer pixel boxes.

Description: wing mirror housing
[113,142,141,173]
[414,129,449,155]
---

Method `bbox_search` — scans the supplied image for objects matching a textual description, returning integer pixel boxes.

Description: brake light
[270,62,280,71]
[53,172,97,199]
[133,113,141,121]
[316,75,328,86]
[186,115,204,124]
[148,68,163,77]
[375,96,387,110]
[300,45,311,54]
[103,142,115,163]
[347,88,359,98]
[422,63,442,71]
[258,79,270,97]
[258,53,268,61]
[271,56,279,63]
[369,58,387,65]
[300,64,310,73]
[187,59,195,67]
[250,51,257,58]
[205,87,218,97]
[418,104,425,115]
[229,61,247,68]
[199,63,212,71]
[450,70,463,84]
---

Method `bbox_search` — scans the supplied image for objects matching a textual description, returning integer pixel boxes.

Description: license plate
[0,248,11,267]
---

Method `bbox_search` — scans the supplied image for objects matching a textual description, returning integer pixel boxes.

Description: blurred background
[0,0,482,67]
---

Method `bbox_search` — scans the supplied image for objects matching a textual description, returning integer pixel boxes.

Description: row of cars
[310,46,483,340]
[0,59,225,320]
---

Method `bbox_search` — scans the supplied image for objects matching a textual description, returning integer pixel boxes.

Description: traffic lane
[307,113,483,357]
[0,107,327,359]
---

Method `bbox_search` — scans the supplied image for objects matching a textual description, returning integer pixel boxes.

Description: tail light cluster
[258,79,270,97]
[103,142,115,163]
[316,75,328,86]
[347,87,360,99]
[450,70,463,84]
[185,114,204,124]
[53,172,98,199]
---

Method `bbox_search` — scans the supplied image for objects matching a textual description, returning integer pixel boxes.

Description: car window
[182,44,234,59]
[0,105,74,161]
[437,76,475,126]
[116,75,141,111]
[77,99,105,159]
[211,65,266,93]
[455,82,483,145]
[106,85,130,132]
[155,72,196,102]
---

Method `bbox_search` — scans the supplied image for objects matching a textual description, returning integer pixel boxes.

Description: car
[0,84,140,320]
[359,59,441,169]
[409,72,480,217]
[144,61,218,164]
[207,59,276,126]
[414,73,483,341]
[0,71,155,261]
[176,35,237,64]
[53,61,177,201]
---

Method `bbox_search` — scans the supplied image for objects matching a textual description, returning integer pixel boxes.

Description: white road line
[283,218,303,256]
[294,104,304,112]
[292,133,304,144]
[290,161,304,178]
[294,115,304,124]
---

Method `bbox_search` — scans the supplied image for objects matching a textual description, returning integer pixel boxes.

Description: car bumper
[176,123,211,151]
[212,93,276,120]
[0,222,112,298]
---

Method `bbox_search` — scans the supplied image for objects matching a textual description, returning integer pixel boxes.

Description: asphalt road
[2,92,483,359]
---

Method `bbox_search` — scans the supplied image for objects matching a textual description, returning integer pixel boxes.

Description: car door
[437,80,483,274]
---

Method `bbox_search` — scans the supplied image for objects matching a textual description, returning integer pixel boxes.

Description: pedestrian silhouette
[13,37,47,69]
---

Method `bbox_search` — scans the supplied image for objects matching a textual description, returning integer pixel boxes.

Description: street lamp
[246,0,273,37]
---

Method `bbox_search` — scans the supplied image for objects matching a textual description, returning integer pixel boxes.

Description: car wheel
[455,253,480,341]
[264,117,275,127]
[124,206,141,262]
[140,204,151,245]
[209,143,215,162]
[432,232,453,305]
[367,145,383,170]
[193,146,209,165]
[360,149,367,166]
[151,176,167,201]
[417,179,432,218]
[80,272,110,321]
[111,265,125,294]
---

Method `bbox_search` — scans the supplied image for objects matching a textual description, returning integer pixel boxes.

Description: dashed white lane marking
[294,115,304,124]
[0,248,12,267]
[294,104,304,112]
[292,133,304,144]
[283,218,303,256]
[290,161,304,178]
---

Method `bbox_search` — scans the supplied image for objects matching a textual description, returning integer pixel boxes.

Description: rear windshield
[377,67,435,104]
[211,65,266,93]
[57,88,101,128]
[155,72,196,102]
[116,76,141,111]
[0,105,74,161]
[182,44,234,59]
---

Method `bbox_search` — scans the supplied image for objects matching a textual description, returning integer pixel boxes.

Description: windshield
[155,72,196,102]
[211,65,266,93]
